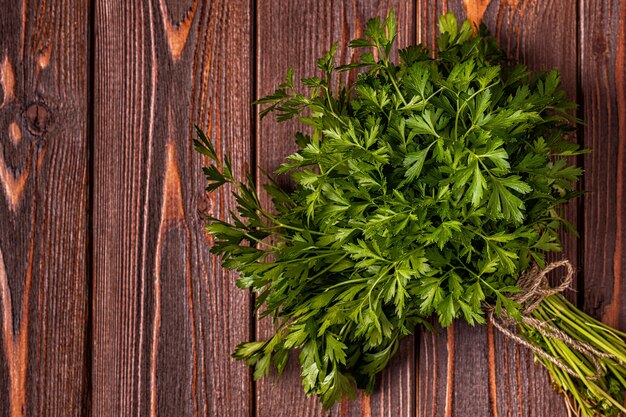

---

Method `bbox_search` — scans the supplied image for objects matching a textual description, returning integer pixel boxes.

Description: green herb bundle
[195,12,626,416]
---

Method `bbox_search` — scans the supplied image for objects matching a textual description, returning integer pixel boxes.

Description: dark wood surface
[0,1,90,416]
[0,0,624,416]
[91,1,252,416]
[581,0,626,332]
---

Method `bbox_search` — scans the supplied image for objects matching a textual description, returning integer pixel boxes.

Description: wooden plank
[415,1,578,416]
[255,2,416,416]
[92,1,253,415]
[581,0,626,330]
[0,0,89,416]
[418,321,569,417]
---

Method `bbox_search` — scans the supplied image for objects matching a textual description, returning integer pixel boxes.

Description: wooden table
[0,1,624,415]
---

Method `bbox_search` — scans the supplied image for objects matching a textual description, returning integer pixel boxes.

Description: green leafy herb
[195,12,626,416]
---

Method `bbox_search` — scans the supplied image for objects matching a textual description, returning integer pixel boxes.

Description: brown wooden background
[0,0,624,416]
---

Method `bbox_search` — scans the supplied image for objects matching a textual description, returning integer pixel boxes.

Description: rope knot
[511,259,574,315]
[490,259,575,326]
[487,260,618,381]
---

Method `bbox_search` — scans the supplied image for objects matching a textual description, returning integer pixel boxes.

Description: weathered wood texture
[92,1,252,416]
[1,0,625,416]
[581,0,626,334]
[415,1,578,416]
[255,2,416,416]
[0,1,90,416]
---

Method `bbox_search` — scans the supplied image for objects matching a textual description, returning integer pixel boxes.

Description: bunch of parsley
[195,12,626,414]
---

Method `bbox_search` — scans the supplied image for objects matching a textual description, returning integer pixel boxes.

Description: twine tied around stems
[487,260,619,381]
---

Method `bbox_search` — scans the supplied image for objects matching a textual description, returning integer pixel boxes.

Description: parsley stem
[307,253,348,281]
[326,276,370,290]
[378,47,408,107]
[386,66,408,107]
[265,224,324,236]
[367,263,396,308]
[277,251,345,265]
[243,232,281,251]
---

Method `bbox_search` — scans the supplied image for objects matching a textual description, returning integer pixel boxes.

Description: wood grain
[415,1,578,416]
[581,0,626,331]
[0,1,623,416]
[255,1,415,416]
[0,0,89,416]
[418,321,570,417]
[92,1,253,416]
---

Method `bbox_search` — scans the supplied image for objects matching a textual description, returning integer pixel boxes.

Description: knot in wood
[24,103,50,136]
[197,192,212,217]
